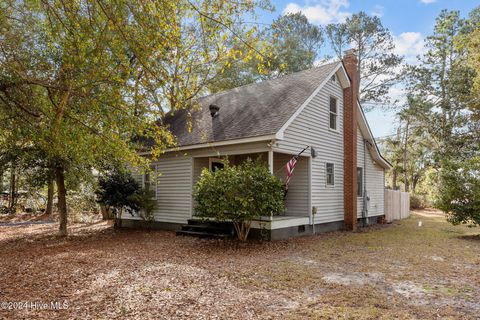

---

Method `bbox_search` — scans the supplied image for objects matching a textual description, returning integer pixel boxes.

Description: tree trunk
[114,207,122,228]
[392,170,398,190]
[233,221,252,241]
[9,166,16,214]
[100,205,114,220]
[55,165,68,236]
[46,177,54,215]
[412,174,419,193]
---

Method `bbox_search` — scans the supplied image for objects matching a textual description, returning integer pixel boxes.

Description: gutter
[138,134,279,155]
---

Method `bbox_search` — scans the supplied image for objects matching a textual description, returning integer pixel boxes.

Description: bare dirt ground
[0,209,478,319]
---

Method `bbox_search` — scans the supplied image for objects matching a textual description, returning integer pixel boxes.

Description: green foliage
[437,158,480,227]
[326,11,403,109]
[383,7,479,213]
[127,189,157,222]
[455,6,480,112]
[68,185,99,223]
[96,169,157,222]
[193,158,284,241]
[268,13,324,75]
[209,12,323,92]
[410,193,428,210]
[96,170,141,216]
[0,0,271,235]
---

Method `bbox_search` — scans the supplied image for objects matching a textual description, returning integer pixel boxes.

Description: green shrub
[410,193,428,210]
[437,158,480,227]
[96,169,141,227]
[96,169,158,225]
[193,158,284,241]
[128,189,157,221]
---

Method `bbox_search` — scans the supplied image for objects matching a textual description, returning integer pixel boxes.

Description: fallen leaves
[0,209,478,319]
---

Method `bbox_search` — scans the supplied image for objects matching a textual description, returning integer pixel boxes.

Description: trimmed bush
[193,158,284,241]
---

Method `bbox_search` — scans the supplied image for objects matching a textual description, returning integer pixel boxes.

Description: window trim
[329,96,339,132]
[357,167,363,197]
[143,164,157,199]
[325,162,335,187]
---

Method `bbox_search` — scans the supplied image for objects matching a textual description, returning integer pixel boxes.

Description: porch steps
[176,219,235,239]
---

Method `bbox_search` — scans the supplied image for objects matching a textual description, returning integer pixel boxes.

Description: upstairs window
[326,163,335,186]
[357,167,363,197]
[331,74,336,82]
[329,96,338,130]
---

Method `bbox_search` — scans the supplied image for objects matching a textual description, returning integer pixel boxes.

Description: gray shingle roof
[164,62,339,147]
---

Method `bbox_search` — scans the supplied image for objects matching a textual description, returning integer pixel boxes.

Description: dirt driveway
[0,209,478,319]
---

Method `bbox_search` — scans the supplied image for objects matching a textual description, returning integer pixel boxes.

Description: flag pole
[273,145,310,176]
[296,145,310,158]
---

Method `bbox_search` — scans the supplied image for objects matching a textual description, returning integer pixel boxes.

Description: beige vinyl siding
[356,126,385,218]
[273,153,309,216]
[192,157,209,186]
[124,156,192,223]
[152,156,192,223]
[126,141,272,223]
[275,77,345,223]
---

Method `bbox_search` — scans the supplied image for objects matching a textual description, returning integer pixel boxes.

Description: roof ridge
[198,60,341,102]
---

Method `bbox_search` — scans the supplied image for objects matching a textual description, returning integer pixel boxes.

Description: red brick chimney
[342,49,358,231]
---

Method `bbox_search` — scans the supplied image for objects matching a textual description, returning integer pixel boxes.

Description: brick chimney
[342,49,358,231]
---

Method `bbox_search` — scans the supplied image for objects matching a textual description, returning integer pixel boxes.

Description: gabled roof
[163,62,341,147]
[160,61,390,169]
[357,101,392,169]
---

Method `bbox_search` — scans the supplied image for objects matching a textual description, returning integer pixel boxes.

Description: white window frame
[209,157,225,172]
[143,164,157,199]
[325,162,335,187]
[329,96,338,132]
[357,167,363,197]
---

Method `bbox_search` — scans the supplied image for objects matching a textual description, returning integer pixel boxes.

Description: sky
[255,0,478,138]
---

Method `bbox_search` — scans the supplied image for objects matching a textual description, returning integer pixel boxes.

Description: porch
[191,150,311,227]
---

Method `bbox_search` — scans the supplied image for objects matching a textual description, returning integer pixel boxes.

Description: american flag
[284,156,298,187]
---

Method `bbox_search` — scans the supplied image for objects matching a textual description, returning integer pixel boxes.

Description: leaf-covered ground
[0,209,478,319]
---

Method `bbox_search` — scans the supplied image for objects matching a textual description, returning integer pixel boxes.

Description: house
[122,50,392,240]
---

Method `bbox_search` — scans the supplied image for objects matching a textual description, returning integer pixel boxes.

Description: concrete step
[176,230,233,239]
[181,224,234,235]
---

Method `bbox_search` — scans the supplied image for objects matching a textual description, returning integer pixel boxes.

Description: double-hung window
[326,163,335,186]
[329,97,338,130]
[357,167,363,197]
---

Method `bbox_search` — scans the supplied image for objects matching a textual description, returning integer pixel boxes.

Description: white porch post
[268,150,274,174]
[268,150,274,221]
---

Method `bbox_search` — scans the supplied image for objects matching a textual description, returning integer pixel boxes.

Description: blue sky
[256,0,478,138]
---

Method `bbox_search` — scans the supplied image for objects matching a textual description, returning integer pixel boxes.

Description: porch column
[268,150,274,174]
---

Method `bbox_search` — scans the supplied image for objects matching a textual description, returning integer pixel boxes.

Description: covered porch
[191,150,312,229]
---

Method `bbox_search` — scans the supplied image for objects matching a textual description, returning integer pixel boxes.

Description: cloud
[283,0,351,25]
[393,32,426,64]
[420,0,436,4]
[370,5,384,17]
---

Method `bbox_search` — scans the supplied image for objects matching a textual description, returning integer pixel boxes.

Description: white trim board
[356,101,392,169]
[251,216,310,230]
[138,134,277,155]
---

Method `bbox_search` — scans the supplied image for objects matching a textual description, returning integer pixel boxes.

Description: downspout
[363,139,367,227]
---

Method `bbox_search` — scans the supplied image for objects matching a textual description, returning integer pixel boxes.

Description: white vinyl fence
[384,189,410,222]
